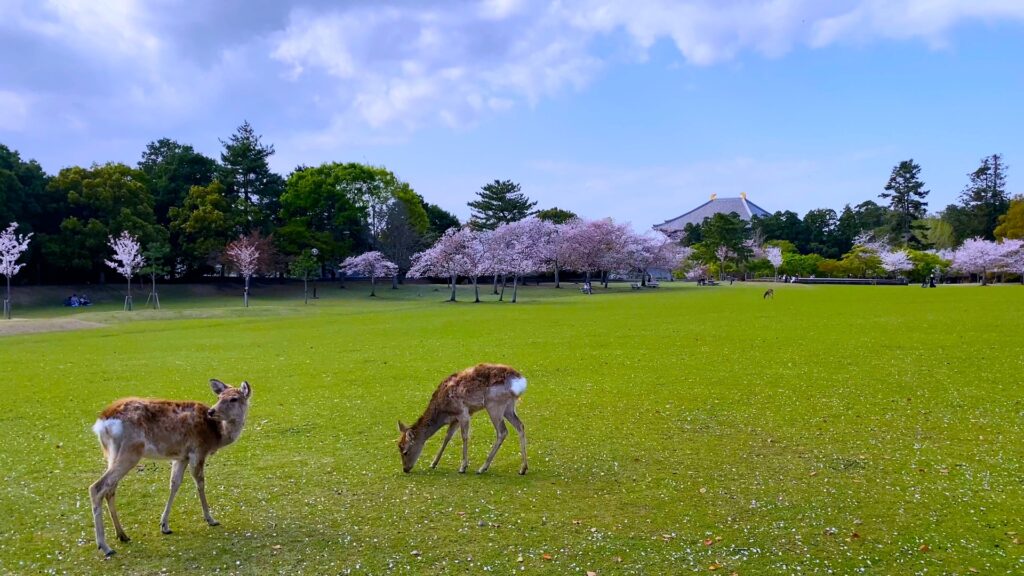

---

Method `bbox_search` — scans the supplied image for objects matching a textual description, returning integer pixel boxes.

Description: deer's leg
[89,445,142,557]
[477,406,508,474]
[160,459,188,534]
[191,456,219,526]
[105,487,129,542]
[431,423,458,469]
[458,418,471,474]
[505,405,528,475]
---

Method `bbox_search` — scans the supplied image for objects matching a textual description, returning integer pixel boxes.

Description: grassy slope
[0,282,1021,575]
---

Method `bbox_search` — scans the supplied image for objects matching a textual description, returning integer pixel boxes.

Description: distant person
[929,273,936,288]
[80,293,91,306]
[70,294,80,307]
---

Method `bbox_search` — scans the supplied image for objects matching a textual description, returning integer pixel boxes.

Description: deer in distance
[398,363,528,475]
[88,379,251,557]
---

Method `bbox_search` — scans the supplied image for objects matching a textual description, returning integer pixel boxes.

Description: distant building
[653,192,770,237]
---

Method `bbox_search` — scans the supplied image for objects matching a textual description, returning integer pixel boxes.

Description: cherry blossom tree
[461,229,491,303]
[225,235,261,306]
[879,249,913,278]
[620,231,683,285]
[105,231,145,311]
[486,219,547,302]
[765,246,783,280]
[339,251,399,297]
[996,239,1024,284]
[0,223,32,319]
[407,227,473,301]
[951,237,1007,285]
[685,263,709,281]
[714,245,733,279]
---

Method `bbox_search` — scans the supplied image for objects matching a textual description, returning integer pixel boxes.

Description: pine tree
[219,121,284,232]
[958,154,1009,240]
[880,159,929,246]
[467,180,536,230]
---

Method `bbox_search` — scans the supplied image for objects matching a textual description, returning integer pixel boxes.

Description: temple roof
[653,194,770,234]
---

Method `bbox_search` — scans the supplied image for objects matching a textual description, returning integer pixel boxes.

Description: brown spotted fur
[398,363,528,475]
[88,380,251,557]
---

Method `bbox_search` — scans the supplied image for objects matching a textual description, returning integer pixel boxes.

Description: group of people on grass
[64,293,91,307]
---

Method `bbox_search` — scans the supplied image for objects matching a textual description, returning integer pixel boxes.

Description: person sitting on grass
[70,294,80,307]
[79,293,91,306]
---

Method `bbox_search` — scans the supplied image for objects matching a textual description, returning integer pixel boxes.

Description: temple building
[653,192,770,237]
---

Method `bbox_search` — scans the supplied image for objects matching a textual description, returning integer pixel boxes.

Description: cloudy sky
[1,0,1022,227]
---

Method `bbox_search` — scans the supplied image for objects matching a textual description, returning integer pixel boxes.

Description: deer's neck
[412,414,448,443]
[217,416,247,448]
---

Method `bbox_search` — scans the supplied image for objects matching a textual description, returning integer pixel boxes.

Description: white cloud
[267,0,1024,143]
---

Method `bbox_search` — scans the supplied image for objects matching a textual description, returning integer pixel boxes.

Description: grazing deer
[763,288,774,299]
[88,379,251,557]
[398,363,528,475]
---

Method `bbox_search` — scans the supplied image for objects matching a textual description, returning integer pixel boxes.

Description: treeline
[0,122,462,284]
[678,156,1022,279]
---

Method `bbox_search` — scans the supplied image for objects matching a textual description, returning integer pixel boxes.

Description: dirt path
[0,318,106,336]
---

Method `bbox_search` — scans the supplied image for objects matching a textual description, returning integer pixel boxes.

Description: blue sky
[1,0,1022,228]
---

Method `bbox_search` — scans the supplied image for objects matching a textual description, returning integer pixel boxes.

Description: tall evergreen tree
[219,121,284,233]
[958,154,1009,240]
[139,138,217,225]
[467,179,536,230]
[880,159,928,245]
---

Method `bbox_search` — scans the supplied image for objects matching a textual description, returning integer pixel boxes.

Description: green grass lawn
[1,281,1022,575]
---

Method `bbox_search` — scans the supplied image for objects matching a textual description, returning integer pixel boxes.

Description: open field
[0,281,1022,575]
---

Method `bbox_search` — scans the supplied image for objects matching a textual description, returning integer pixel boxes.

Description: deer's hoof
[519,467,528,475]
[207,519,220,527]
[102,548,117,558]
[117,534,131,543]
[161,527,172,535]
[458,466,467,474]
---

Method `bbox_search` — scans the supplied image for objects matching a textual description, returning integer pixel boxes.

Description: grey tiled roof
[653,196,770,233]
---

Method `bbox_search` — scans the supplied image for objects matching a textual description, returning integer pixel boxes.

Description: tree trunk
[449,273,457,301]
[244,275,250,307]
[4,275,10,320]
[304,275,309,304]
[126,276,133,311]
[473,277,480,303]
[602,270,608,288]
[499,275,507,301]
[370,276,377,297]
[554,265,560,288]
[492,274,499,295]
[641,269,647,287]
[392,274,398,290]
[512,275,519,303]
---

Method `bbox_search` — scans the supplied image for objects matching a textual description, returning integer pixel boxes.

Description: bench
[630,283,642,290]
[647,280,660,288]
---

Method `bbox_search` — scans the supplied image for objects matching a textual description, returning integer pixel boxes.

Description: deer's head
[397,421,425,473]
[208,379,252,422]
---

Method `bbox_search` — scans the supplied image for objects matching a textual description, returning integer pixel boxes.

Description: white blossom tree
[339,251,399,297]
[407,228,473,302]
[765,246,783,281]
[225,235,261,307]
[951,237,1007,285]
[997,239,1024,284]
[0,223,32,319]
[105,231,145,311]
[879,249,913,278]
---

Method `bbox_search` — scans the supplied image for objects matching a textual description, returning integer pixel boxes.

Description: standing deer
[398,363,528,475]
[88,379,251,557]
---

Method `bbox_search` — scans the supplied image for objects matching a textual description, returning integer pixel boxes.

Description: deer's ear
[210,379,228,395]
[398,421,408,433]
[240,381,252,398]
